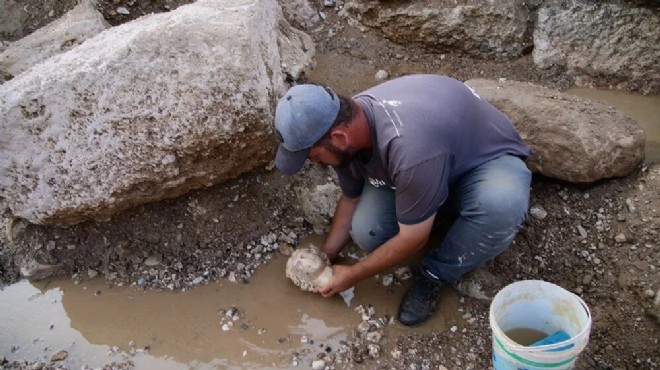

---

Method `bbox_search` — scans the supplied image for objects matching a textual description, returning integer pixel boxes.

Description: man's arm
[318,213,436,297]
[321,194,359,262]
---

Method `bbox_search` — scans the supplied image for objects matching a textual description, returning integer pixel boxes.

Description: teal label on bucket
[493,352,532,370]
[493,335,577,369]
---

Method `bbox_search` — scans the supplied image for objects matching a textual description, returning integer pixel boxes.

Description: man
[274,75,531,326]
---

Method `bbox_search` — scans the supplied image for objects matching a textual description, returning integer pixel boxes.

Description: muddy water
[0,235,463,369]
[566,88,660,163]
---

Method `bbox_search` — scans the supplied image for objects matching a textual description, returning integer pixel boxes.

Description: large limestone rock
[0,0,110,79]
[534,3,660,94]
[466,79,646,183]
[0,0,314,226]
[340,0,533,58]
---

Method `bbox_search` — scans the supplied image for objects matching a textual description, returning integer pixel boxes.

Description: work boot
[397,272,443,326]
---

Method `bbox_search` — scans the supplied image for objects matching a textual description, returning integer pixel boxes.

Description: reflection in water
[566,87,660,163]
[0,237,463,369]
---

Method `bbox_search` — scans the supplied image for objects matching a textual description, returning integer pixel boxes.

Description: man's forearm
[349,216,435,283]
[321,194,359,261]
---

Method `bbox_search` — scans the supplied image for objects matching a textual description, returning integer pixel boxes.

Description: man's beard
[321,141,358,167]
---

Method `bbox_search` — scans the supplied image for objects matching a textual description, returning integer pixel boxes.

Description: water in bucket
[489,280,592,370]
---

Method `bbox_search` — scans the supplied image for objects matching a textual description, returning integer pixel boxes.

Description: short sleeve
[394,154,453,224]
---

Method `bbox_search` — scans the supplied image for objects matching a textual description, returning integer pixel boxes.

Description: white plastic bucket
[489,280,592,370]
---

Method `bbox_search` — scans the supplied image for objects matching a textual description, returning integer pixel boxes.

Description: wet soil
[1,1,659,370]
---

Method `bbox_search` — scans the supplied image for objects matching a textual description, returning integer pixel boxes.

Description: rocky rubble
[93,227,304,291]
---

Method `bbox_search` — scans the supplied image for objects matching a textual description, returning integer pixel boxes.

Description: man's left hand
[318,264,357,298]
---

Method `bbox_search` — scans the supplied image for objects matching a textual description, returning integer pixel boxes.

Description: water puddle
[566,88,660,163]
[0,235,463,369]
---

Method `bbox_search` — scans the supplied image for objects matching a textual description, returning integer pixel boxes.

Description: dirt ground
[1,1,659,370]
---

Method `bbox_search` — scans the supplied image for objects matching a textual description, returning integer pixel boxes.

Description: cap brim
[275,145,310,175]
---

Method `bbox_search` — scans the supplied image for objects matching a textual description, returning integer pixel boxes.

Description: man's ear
[330,127,350,149]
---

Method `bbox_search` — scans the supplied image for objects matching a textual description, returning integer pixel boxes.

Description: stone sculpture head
[285,246,333,292]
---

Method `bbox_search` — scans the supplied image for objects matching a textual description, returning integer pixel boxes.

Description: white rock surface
[0,0,110,78]
[0,0,314,225]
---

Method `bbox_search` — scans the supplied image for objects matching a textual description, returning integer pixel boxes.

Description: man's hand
[318,264,357,298]
[319,215,436,298]
[320,194,359,263]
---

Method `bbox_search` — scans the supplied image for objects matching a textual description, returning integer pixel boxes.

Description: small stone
[367,343,380,358]
[279,242,295,256]
[375,70,389,81]
[312,359,326,370]
[144,256,161,267]
[382,274,394,287]
[529,206,548,220]
[366,331,382,342]
[50,350,68,362]
[323,0,335,6]
[116,6,130,15]
[576,225,588,239]
[614,233,627,243]
[87,269,99,279]
[394,266,412,281]
[357,321,370,334]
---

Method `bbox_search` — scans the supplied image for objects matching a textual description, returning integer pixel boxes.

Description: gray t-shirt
[335,75,531,225]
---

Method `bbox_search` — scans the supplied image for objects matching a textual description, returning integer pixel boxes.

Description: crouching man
[273,75,531,326]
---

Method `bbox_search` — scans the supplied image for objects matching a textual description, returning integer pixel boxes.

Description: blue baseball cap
[275,84,340,175]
